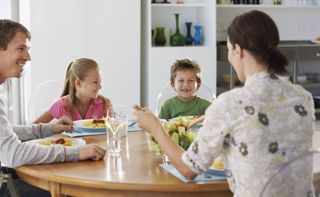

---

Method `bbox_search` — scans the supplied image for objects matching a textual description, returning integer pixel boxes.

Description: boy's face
[172,69,199,101]
[0,32,31,82]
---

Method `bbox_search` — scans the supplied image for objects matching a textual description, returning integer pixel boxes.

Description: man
[0,19,106,196]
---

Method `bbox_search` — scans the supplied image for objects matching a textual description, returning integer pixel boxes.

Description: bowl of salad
[146,116,198,154]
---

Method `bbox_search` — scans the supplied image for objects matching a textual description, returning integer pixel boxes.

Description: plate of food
[28,137,86,147]
[207,158,226,176]
[73,118,106,133]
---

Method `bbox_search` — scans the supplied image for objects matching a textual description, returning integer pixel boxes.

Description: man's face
[0,32,31,80]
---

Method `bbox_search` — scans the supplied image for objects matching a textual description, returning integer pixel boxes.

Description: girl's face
[172,69,199,102]
[76,69,102,100]
[227,38,245,82]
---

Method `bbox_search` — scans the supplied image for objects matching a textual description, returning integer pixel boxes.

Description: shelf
[151,45,213,48]
[152,3,207,8]
[299,82,320,88]
[216,4,320,8]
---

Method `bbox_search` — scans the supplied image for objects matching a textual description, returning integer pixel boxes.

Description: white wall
[0,0,11,18]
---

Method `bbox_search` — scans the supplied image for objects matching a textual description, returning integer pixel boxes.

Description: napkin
[63,130,105,137]
[160,164,227,183]
[127,122,141,132]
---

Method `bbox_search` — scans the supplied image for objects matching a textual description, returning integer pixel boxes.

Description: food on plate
[82,118,105,128]
[149,116,197,153]
[38,137,74,146]
[212,158,224,170]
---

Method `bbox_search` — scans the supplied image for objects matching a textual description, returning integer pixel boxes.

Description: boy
[158,59,211,120]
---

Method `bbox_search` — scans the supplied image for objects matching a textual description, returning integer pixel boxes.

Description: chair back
[260,149,320,197]
[155,81,215,116]
[28,79,64,123]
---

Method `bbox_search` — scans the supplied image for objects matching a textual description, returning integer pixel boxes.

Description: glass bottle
[154,27,166,46]
[184,22,194,45]
[194,25,202,46]
[170,13,185,46]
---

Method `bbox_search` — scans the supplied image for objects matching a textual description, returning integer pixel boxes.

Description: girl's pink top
[48,95,107,120]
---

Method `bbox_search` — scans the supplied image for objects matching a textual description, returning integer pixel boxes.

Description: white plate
[73,119,106,133]
[28,137,86,147]
[207,167,226,176]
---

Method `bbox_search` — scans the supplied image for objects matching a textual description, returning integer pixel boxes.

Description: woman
[134,10,315,196]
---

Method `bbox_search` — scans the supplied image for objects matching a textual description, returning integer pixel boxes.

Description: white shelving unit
[142,0,216,112]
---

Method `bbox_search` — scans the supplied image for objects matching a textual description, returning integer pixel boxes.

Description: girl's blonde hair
[61,58,111,116]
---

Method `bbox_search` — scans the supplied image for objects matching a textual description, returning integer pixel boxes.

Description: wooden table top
[15,131,231,197]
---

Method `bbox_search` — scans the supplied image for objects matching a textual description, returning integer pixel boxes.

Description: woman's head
[62,58,102,114]
[227,10,288,76]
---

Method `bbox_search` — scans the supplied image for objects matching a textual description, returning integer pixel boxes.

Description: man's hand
[79,144,106,161]
[51,116,74,134]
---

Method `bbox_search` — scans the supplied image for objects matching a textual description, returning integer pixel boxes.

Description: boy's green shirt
[158,96,211,120]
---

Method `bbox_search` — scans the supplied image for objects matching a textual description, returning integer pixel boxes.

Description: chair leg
[3,174,21,197]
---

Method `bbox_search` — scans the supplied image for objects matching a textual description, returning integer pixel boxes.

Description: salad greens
[149,116,197,153]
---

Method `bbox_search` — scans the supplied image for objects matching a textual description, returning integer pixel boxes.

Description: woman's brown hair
[227,10,288,75]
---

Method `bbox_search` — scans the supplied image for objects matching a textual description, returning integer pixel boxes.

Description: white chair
[260,149,320,197]
[28,79,64,123]
[155,81,216,116]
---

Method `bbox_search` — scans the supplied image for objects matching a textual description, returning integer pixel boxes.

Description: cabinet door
[298,47,320,60]
[86,0,141,109]
[26,0,86,90]
[20,0,86,123]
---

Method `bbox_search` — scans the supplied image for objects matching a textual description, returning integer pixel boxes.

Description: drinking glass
[106,111,123,158]
[112,105,129,137]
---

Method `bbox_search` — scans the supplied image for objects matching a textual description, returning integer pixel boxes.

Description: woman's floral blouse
[182,71,315,197]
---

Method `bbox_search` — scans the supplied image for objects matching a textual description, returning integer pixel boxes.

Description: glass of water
[105,110,124,158]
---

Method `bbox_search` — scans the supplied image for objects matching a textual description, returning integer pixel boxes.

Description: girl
[34,58,112,123]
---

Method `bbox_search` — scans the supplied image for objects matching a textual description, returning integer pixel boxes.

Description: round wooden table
[16,131,232,197]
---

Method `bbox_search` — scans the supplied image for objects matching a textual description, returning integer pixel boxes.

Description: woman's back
[215,72,314,196]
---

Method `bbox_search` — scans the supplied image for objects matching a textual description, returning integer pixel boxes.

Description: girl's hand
[51,116,74,134]
[78,144,106,161]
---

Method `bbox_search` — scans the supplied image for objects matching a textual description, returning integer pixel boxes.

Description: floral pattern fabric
[182,71,315,197]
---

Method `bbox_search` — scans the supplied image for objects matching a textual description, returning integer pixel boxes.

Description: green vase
[170,13,185,46]
[154,27,166,46]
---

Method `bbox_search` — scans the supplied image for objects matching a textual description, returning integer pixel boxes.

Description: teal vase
[170,13,185,46]
[154,27,166,46]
